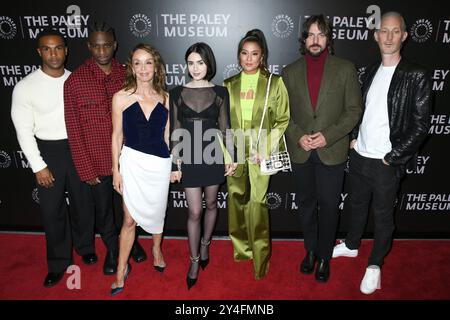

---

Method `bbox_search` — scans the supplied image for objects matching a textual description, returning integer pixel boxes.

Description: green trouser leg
[227,161,271,279]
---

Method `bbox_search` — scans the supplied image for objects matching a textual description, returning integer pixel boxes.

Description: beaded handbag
[256,73,292,175]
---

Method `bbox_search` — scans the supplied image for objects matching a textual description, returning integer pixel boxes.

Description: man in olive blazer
[282,15,361,283]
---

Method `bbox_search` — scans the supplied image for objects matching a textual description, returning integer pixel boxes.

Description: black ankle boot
[187,255,200,290]
[300,251,316,274]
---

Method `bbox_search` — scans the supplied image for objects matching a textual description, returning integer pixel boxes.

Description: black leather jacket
[351,57,432,174]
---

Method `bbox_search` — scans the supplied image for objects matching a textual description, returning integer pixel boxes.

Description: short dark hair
[36,29,66,47]
[237,29,269,70]
[88,20,115,40]
[300,14,334,55]
[185,42,216,81]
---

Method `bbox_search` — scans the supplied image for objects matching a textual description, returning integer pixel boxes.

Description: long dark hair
[122,43,167,102]
[237,29,269,70]
[299,15,335,55]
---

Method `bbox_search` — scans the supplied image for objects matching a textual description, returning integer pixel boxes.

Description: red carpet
[0,233,449,300]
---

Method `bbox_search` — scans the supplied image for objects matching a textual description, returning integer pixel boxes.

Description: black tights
[185,185,219,278]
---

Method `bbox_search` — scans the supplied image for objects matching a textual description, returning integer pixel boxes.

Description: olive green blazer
[224,69,290,176]
[282,55,362,165]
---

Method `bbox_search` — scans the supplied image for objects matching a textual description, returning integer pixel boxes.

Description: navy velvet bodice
[123,102,170,158]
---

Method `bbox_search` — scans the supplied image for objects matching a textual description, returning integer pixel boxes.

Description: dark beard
[306,46,325,57]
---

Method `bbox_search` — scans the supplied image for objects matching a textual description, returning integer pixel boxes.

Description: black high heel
[110,263,132,296]
[186,255,200,290]
[199,238,211,270]
[152,246,166,273]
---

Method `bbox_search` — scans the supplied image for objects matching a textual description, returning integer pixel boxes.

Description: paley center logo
[431,69,449,92]
[401,193,450,211]
[129,13,152,38]
[272,14,294,39]
[406,155,430,175]
[170,191,228,209]
[223,64,241,79]
[301,5,380,41]
[32,188,70,205]
[22,5,89,39]
[159,13,230,38]
[410,19,433,43]
[300,14,371,41]
[166,62,187,87]
[222,64,285,80]
[429,114,450,135]
[0,65,39,87]
[0,16,17,40]
[0,150,12,168]
[339,193,349,210]
[266,192,282,210]
[409,18,450,44]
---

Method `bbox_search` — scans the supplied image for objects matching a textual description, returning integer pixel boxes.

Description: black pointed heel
[110,263,132,296]
[186,255,200,290]
[154,265,166,273]
[199,238,211,271]
[152,246,166,273]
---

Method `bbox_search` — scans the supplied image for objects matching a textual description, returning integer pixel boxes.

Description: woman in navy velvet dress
[110,43,170,295]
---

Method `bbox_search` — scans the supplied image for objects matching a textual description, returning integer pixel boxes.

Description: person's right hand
[113,172,123,195]
[298,134,312,151]
[170,171,182,183]
[86,177,101,186]
[35,167,55,188]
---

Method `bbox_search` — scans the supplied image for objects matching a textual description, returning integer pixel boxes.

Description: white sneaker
[332,241,358,258]
[360,265,381,294]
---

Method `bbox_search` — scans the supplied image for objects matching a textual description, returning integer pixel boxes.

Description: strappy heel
[199,238,211,270]
[186,255,200,290]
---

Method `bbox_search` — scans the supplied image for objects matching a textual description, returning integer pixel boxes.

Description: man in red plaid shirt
[64,21,146,275]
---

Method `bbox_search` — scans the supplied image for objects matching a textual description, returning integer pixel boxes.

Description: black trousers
[345,149,400,267]
[292,150,345,260]
[89,176,118,254]
[37,139,94,273]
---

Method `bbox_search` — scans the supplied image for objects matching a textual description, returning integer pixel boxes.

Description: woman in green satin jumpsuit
[223,29,290,279]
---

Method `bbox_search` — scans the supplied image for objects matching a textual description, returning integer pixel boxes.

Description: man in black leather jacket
[332,11,431,294]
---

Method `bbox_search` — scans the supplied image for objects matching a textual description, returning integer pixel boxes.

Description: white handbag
[256,73,292,175]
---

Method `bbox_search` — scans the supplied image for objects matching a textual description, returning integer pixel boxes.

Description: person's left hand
[225,163,238,176]
[310,132,327,149]
[170,171,182,183]
[249,149,264,164]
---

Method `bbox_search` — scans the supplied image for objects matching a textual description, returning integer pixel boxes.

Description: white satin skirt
[119,146,171,234]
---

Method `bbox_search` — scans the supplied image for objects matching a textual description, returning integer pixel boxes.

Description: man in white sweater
[11,29,95,288]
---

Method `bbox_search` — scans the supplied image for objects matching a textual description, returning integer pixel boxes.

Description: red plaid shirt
[64,58,125,181]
